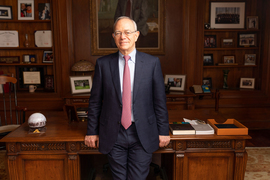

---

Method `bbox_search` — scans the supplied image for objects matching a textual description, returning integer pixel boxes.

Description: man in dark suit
[84,16,170,180]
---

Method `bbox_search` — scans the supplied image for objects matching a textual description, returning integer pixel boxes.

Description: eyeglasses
[114,31,137,37]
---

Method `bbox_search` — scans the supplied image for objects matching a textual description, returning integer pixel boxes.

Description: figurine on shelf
[24,34,29,47]
[223,69,230,89]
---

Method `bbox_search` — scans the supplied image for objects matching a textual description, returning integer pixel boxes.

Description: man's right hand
[84,135,99,148]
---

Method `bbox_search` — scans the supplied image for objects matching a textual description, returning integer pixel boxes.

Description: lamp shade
[71,60,95,72]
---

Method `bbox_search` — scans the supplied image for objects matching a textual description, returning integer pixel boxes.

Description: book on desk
[169,123,196,135]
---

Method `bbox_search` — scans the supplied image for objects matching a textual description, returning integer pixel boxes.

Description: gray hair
[113,16,137,31]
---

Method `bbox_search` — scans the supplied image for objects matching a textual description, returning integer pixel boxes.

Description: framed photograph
[16,66,45,90]
[90,0,165,55]
[0,30,19,47]
[38,3,51,20]
[223,55,235,64]
[203,54,214,66]
[0,56,20,63]
[238,33,257,47]
[70,76,92,94]
[164,74,186,91]
[240,78,255,89]
[204,35,216,48]
[44,75,54,92]
[23,54,36,63]
[203,77,212,89]
[43,51,53,63]
[244,54,256,65]
[221,38,234,48]
[246,16,258,30]
[18,0,34,20]
[0,6,13,20]
[210,2,245,29]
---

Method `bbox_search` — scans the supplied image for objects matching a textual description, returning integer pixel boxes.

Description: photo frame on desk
[164,74,186,91]
[70,76,92,94]
[210,2,245,29]
[18,0,34,20]
[16,66,45,90]
[0,6,13,20]
[90,0,165,55]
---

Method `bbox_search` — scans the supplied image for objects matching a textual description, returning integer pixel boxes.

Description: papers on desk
[183,118,214,135]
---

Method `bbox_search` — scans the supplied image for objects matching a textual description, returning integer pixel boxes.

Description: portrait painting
[90,0,165,55]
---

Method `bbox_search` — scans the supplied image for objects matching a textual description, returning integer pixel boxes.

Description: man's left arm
[152,58,170,147]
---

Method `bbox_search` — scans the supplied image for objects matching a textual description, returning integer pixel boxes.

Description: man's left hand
[159,135,170,147]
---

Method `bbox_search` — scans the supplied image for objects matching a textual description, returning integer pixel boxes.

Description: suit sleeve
[86,59,103,135]
[153,58,169,135]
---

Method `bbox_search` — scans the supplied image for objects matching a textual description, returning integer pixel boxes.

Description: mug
[29,85,37,93]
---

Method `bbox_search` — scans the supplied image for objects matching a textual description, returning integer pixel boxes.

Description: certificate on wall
[0,31,19,47]
[23,71,41,84]
[34,30,52,47]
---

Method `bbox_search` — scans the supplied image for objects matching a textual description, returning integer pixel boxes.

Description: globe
[28,113,46,128]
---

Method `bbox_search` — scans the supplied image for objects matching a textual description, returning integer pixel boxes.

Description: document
[0,31,19,47]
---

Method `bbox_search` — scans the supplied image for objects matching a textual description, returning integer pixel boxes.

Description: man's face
[112,18,140,55]
[21,4,26,9]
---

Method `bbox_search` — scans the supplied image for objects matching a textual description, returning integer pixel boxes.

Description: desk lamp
[71,60,95,75]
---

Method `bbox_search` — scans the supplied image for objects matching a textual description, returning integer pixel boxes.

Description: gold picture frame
[90,0,165,55]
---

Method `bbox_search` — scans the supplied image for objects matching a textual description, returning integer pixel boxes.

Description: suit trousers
[107,123,153,180]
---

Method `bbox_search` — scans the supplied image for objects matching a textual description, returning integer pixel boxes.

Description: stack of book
[169,122,196,135]
[76,107,88,120]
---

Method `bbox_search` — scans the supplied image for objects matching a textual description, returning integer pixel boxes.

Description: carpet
[0,148,269,180]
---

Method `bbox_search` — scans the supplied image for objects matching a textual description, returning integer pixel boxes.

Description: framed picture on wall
[246,16,259,30]
[164,74,186,91]
[0,6,13,20]
[18,0,34,20]
[238,33,257,47]
[221,38,234,48]
[43,51,53,63]
[240,78,255,89]
[223,55,235,64]
[210,2,245,29]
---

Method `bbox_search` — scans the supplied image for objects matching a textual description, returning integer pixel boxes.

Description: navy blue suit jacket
[87,51,169,154]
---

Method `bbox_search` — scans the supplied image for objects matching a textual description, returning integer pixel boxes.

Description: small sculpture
[28,113,46,133]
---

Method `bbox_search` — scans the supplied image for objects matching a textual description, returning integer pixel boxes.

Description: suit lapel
[110,52,122,104]
[133,51,145,102]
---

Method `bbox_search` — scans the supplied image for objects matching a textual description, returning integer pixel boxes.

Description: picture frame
[44,75,54,92]
[43,51,53,63]
[38,3,51,20]
[70,76,92,94]
[90,0,165,55]
[240,78,255,89]
[210,2,245,29]
[246,16,258,30]
[238,33,257,47]
[221,38,234,48]
[164,74,186,91]
[0,30,19,47]
[18,0,34,20]
[244,54,256,65]
[203,77,212,89]
[204,35,216,48]
[203,54,214,66]
[23,54,36,63]
[16,66,45,90]
[223,55,235,64]
[0,56,20,63]
[0,5,13,20]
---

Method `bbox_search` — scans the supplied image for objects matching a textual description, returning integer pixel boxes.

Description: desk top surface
[1,110,251,143]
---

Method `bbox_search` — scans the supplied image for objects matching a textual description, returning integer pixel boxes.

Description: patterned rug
[0,148,269,180]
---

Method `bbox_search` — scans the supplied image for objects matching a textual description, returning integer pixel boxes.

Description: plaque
[0,56,20,63]
[44,75,54,91]
[0,31,19,47]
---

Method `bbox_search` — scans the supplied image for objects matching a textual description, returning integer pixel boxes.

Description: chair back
[0,75,25,126]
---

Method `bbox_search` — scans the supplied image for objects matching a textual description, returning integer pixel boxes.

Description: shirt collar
[119,49,136,63]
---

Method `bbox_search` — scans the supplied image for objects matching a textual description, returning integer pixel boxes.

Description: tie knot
[123,55,130,62]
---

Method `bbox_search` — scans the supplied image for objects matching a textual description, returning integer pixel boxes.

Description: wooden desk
[1,111,251,180]
[65,91,196,110]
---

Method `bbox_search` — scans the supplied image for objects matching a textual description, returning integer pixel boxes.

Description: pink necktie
[121,55,132,129]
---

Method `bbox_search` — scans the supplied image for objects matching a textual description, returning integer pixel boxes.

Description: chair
[0,76,27,149]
